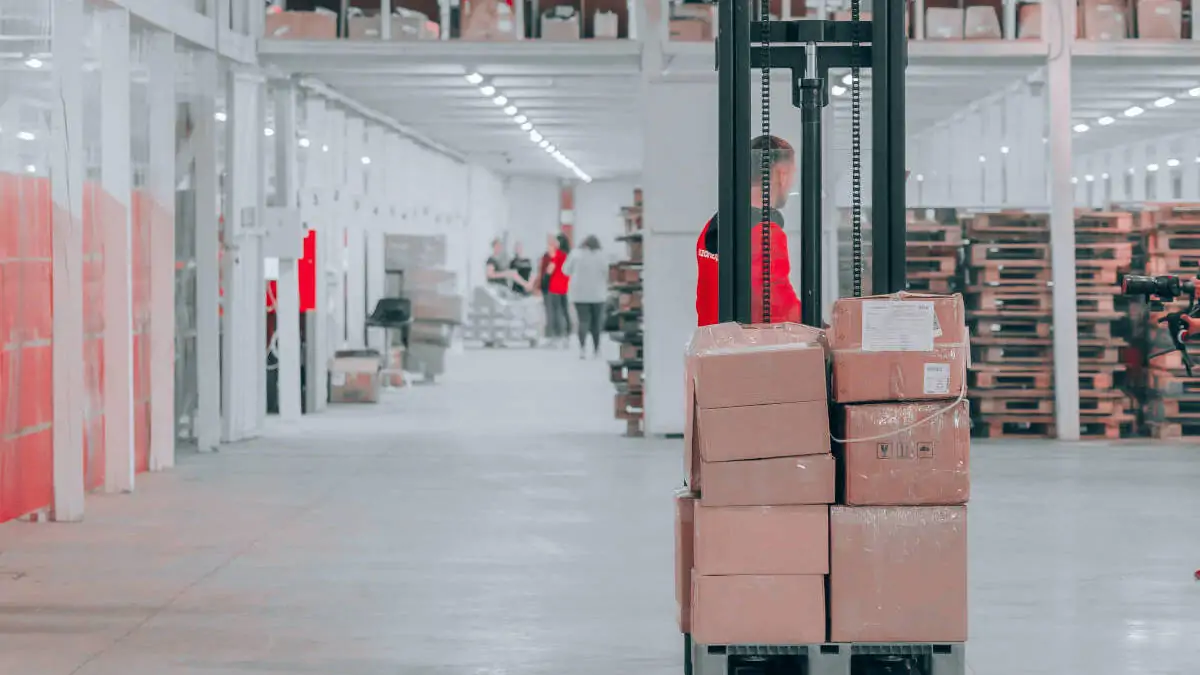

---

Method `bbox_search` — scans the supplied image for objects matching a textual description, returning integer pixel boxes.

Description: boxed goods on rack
[608,190,645,436]
[461,0,520,40]
[1081,0,1129,39]
[348,8,440,39]
[1136,0,1183,38]
[541,6,581,39]
[264,9,338,39]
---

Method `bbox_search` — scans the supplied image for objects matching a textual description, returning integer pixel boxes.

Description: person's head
[556,233,571,254]
[514,241,524,256]
[751,135,796,209]
[547,234,558,251]
[581,235,601,251]
[491,238,503,256]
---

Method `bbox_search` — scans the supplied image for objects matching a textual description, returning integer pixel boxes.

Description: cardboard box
[925,7,964,38]
[594,10,620,38]
[964,5,1002,38]
[686,323,829,476]
[700,453,836,507]
[694,504,829,575]
[348,12,439,40]
[410,292,464,323]
[692,575,825,646]
[829,506,968,643]
[829,293,968,403]
[264,10,337,40]
[669,17,711,41]
[329,355,382,403]
[675,494,696,633]
[1017,2,1042,38]
[542,8,581,40]
[461,0,520,40]
[1137,0,1182,37]
[839,400,970,506]
[1082,0,1128,39]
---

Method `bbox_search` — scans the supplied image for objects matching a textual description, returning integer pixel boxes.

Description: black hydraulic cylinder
[871,0,907,294]
[717,0,753,324]
[799,78,823,328]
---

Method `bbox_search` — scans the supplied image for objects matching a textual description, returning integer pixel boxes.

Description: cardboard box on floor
[692,574,825,645]
[674,494,695,633]
[683,323,830,491]
[829,293,968,404]
[829,505,968,643]
[838,400,970,506]
[329,352,383,404]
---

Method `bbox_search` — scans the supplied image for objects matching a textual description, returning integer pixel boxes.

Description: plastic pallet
[690,642,966,675]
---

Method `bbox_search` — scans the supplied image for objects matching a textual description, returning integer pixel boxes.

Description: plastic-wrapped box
[830,505,967,642]
[684,322,829,488]
[674,493,695,633]
[349,10,440,40]
[594,10,620,38]
[1137,0,1182,37]
[925,7,965,39]
[964,5,1002,38]
[699,453,835,507]
[694,504,829,575]
[838,400,970,505]
[829,293,968,403]
[1082,0,1128,39]
[541,6,580,40]
[692,575,826,645]
[1017,2,1042,38]
[264,10,337,39]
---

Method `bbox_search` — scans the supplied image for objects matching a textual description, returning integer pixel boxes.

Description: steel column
[871,0,906,294]
[716,0,752,323]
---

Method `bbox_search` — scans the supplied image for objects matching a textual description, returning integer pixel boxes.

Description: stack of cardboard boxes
[678,293,969,647]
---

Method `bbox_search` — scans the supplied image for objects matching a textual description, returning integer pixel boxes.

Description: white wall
[505,176,559,255]
[574,178,640,247]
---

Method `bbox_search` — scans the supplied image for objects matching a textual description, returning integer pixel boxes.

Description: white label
[861,300,936,352]
[331,373,347,387]
[924,363,951,395]
[1156,5,1171,13]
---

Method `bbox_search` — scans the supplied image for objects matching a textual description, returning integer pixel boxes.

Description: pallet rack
[962,211,1057,439]
[609,188,645,437]
[1141,204,1200,440]
[905,208,962,295]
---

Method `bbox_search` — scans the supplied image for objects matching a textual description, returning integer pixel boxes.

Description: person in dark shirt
[508,242,535,295]
[485,238,516,288]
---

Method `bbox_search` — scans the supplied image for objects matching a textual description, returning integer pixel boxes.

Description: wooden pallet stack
[905,208,962,294]
[1074,211,1138,439]
[609,188,645,437]
[1142,204,1200,441]
[962,211,1057,439]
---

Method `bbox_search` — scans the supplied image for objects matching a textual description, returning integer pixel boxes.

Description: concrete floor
[1,346,1199,675]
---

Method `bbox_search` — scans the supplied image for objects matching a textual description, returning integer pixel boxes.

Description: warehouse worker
[695,135,801,326]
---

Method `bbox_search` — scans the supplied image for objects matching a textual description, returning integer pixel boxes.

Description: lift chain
[850,0,864,298]
[760,0,772,323]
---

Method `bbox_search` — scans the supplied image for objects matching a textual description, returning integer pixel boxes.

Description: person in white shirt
[562,235,610,359]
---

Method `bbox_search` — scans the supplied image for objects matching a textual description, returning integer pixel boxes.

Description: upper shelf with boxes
[264,0,633,43]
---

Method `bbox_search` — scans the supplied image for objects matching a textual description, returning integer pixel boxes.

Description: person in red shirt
[696,135,802,326]
[545,233,573,347]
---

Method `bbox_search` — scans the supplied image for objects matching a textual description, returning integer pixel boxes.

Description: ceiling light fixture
[916,174,925,182]
[1190,87,1200,97]
[1097,116,1115,126]
[362,156,372,165]
[539,139,549,148]
[504,105,517,116]
[1071,177,1078,184]
[465,72,484,85]
[24,57,42,69]
[322,144,330,152]
[1000,146,1010,154]
[1147,163,1160,172]
[1102,173,1110,179]
[842,73,853,85]
[1085,174,1095,182]
[480,85,496,96]
[25,164,36,173]
[1168,158,1181,167]
[264,127,275,137]
[493,95,508,106]
[530,130,543,142]
[1073,123,1089,133]
[215,111,228,122]
[546,145,556,153]
[520,122,533,131]
[978,155,986,163]
[1154,96,1176,108]
[298,138,311,148]
[16,131,35,141]
[1124,106,1145,117]
[831,85,846,96]
[514,114,528,124]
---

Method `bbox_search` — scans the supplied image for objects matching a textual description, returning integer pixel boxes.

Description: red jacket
[696,212,801,326]
[548,249,570,295]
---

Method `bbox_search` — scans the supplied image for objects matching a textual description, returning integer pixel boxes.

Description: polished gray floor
[1,346,1199,674]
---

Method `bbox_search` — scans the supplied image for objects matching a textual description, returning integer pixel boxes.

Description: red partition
[0,173,54,523]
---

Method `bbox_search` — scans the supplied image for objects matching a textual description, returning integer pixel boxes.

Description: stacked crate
[1142,204,1200,440]
[1074,211,1138,439]
[962,211,1056,439]
[609,188,644,437]
[905,208,962,294]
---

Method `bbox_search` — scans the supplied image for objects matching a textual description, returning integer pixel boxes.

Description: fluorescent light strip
[475,77,592,181]
[1097,116,1114,126]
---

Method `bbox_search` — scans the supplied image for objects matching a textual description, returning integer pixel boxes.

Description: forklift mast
[716,0,908,325]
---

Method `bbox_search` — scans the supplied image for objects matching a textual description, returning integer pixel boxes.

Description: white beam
[1047,0,1081,441]
[99,7,136,494]
[194,52,222,453]
[147,29,177,472]
[51,0,86,522]
[274,84,302,421]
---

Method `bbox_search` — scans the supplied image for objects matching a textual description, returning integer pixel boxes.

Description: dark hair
[751,135,794,180]
[581,235,601,251]
[556,232,571,254]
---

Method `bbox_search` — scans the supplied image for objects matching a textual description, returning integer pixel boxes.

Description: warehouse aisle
[2,347,1200,674]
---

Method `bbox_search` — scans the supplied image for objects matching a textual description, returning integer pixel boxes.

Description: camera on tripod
[1121,274,1198,376]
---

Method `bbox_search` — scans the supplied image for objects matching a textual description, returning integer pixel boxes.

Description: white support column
[344,117,368,349]
[147,29,176,471]
[364,126,387,354]
[1046,0,1081,441]
[381,0,393,39]
[274,84,302,421]
[327,109,348,350]
[1003,0,1017,38]
[51,0,87,521]
[99,7,135,493]
[1131,145,1149,201]
[303,97,330,413]
[194,53,222,453]
[983,101,1003,206]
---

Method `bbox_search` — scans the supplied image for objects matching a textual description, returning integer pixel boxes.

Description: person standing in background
[563,235,609,359]
[485,238,517,288]
[508,242,535,296]
[546,233,573,348]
